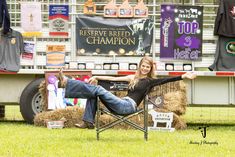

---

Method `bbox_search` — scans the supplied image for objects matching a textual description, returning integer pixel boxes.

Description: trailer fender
[20,78,44,124]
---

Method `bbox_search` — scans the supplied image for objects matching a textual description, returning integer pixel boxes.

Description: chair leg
[96,98,100,140]
[144,99,148,141]
[144,133,147,141]
[97,132,100,141]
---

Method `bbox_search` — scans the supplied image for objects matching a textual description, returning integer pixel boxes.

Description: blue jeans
[65,79,136,123]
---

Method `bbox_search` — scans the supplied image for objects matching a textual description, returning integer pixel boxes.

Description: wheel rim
[31,92,43,114]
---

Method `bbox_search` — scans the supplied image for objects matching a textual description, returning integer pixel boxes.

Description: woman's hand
[182,72,197,80]
[88,76,98,85]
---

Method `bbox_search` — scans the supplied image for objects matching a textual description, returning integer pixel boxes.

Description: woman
[58,56,196,129]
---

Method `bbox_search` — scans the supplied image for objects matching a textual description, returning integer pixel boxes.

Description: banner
[21,2,42,37]
[46,45,65,68]
[76,15,154,56]
[160,5,203,60]
[49,5,69,36]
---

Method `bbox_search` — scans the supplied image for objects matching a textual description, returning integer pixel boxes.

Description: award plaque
[83,0,96,15]
[118,0,133,18]
[134,0,148,17]
[104,0,118,17]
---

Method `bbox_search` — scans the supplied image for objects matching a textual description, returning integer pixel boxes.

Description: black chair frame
[96,80,149,141]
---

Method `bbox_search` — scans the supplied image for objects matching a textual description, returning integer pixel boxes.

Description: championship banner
[76,15,154,56]
[160,5,203,60]
[46,45,65,68]
[49,5,69,36]
[20,2,42,37]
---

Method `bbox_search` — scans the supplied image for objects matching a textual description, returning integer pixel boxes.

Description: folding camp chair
[96,80,181,140]
[96,80,149,140]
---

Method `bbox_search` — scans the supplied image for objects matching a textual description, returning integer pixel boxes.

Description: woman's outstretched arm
[150,71,197,87]
[88,75,134,84]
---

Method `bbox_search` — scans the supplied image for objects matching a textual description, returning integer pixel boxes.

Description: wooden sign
[134,0,148,17]
[83,0,96,15]
[104,0,118,17]
[118,0,133,18]
[148,110,175,132]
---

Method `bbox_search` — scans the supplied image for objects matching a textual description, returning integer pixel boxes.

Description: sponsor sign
[46,45,65,68]
[49,5,69,36]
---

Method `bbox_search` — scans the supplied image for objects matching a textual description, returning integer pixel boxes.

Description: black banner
[76,15,154,56]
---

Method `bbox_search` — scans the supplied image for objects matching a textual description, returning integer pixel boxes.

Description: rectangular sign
[49,5,69,36]
[76,15,154,56]
[160,5,203,60]
[20,42,36,65]
[21,2,42,32]
[46,45,65,68]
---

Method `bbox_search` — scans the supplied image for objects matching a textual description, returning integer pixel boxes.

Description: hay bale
[163,91,187,115]
[148,81,187,115]
[36,80,188,130]
[34,106,187,130]
[34,106,84,127]
[172,114,187,130]
[39,80,47,111]
[99,109,187,130]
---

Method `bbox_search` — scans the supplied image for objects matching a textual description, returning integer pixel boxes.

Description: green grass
[0,122,234,157]
[183,106,235,125]
[1,106,24,121]
[1,106,235,157]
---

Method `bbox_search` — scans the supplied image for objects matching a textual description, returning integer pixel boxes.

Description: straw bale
[36,80,188,130]
[172,114,187,130]
[34,106,84,127]
[147,81,187,115]
[39,80,48,111]
[34,106,186,130]
[98,109,186,130]
[163,91,187,115]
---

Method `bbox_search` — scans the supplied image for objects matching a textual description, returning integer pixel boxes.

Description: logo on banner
[226,40,235,55]
[162,17,173,47]
[230,6,235,16]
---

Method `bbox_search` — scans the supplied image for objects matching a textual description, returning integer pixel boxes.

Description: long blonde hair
[129,56,156,89]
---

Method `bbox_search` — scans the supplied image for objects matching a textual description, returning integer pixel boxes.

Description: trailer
[0,0,234,124]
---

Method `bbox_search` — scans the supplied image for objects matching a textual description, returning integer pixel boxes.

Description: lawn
[0,122,234,157]
[0,106,235,157]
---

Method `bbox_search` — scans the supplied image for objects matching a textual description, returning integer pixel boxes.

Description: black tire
[20,78,44,124]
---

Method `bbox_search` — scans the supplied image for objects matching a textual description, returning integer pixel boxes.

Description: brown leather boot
[57,68,67,88]
[75,121,95,129]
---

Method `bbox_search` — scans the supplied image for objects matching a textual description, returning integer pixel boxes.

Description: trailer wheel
[20,78,44,124]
